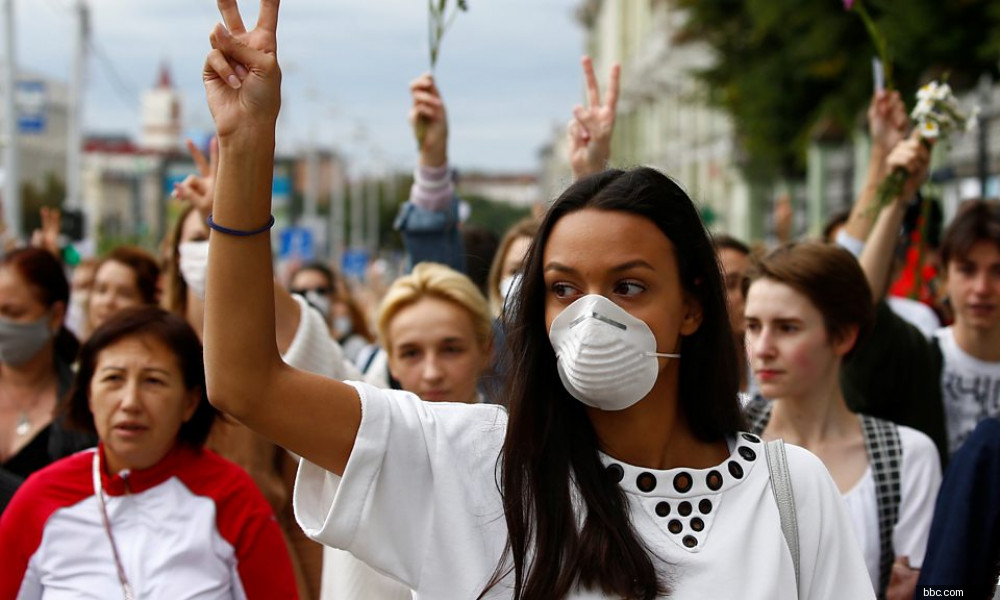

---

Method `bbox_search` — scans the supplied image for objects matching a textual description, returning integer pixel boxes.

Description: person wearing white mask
[64,258,98,340]
[200,13,877,593]
[0,248,95,513]
[289,262,375,365]
[486,217,538,319]
[203,12,875,595]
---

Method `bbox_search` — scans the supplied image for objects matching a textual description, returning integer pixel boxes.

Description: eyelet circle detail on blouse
[668,519,683,534]
[690,517,705,532]
[636,472,657,493]
[673,472,693,493]
[706,470,723,491]
[655,501,671,517]
[728,460,744,479]
[678,501,692,517]
[741,433,761,444]
[683,535,698,548]
[606,464,624,483]
[699,499,713,514]
[738,447,757,461]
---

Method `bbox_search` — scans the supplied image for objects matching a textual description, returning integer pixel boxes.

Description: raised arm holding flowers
[568,55,620,180]
[843,89,910,243]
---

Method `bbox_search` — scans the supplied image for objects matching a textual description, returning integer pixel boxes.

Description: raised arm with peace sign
[203,0,363,477]
[203,0,281,141]
[568,55,620,180]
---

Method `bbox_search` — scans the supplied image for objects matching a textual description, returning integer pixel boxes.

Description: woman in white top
[199,2,873,598]
[323,261,493,600]
[743,242,942,600]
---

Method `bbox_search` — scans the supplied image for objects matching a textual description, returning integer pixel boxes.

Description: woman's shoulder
[896,423,940,460]
[2,449,95,527]
[171,446,273,511]
[780,442,840,497]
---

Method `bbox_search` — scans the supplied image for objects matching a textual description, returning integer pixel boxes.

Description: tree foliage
[676,0,1000,178]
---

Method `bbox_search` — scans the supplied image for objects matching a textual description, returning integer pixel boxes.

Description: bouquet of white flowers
[875,80,978,212]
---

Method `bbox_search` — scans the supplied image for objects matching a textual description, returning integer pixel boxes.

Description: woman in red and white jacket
[0,307,297,600]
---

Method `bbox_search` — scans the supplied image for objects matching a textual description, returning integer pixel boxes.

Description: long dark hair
[485,168,744,599]
[1,247,79,364]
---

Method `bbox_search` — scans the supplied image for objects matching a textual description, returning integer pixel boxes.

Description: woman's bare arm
[202,0,360,475]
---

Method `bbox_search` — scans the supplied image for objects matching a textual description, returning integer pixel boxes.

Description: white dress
[295,382,875,599]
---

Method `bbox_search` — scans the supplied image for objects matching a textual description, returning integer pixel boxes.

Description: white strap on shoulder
[765,438,800,598]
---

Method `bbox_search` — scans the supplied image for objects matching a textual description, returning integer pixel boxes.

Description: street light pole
[3,0,21,241]
[65,0,88,213]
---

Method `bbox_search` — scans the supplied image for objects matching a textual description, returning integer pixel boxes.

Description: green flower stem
[853,2,893,90]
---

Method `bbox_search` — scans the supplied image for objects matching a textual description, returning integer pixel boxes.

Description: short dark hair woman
[201,4,875,598]
[0,307,297,598]
[744,242,941,599]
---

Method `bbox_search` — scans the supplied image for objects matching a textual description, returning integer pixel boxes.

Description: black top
[0,361,97,513]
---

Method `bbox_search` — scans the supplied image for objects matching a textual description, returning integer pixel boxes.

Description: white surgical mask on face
[333,315,353,337]
[548,294,680,411]
[65,293,89,339]
[499,273,522,303]
[178,241,210,300]
[303,291,332,321]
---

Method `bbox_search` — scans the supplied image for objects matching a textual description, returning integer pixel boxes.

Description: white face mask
[303,291,332,321]
[178,241,210,300]
[548,294,679,411]
[499,273,522,313]
[333,315,353,337]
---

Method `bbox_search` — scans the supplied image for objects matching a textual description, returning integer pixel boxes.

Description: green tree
[677,0,1000,179]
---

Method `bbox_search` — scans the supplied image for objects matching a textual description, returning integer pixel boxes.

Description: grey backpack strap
[860,415,902,599]
[765,438,800,598]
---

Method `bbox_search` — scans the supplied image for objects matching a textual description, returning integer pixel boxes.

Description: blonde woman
[324,262,493,599]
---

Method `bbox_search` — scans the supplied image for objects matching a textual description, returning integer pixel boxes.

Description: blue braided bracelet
[206,213,276,237]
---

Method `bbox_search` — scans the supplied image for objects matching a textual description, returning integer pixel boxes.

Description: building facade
[572,0,755,239]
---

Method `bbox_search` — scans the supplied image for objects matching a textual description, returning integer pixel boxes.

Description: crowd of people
[0,0,998,598]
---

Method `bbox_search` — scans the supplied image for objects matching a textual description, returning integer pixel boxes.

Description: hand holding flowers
[874,81,977,213]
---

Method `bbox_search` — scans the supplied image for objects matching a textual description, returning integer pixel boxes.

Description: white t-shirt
[936,327,1000,453]
[841,425,942,587]
[886,296,940,339]
[294,382,875,600]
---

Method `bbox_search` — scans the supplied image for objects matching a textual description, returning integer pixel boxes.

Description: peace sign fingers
[217,0,247,35]
[583,56,602,109]
[569,55,621,180]
[255,0,280,36]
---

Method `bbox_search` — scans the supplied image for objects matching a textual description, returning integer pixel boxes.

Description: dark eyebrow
[610,260,655,273]
[544,260,655,274]
[544,262,576,275]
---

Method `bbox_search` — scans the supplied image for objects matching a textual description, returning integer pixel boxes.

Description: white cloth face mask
[178,240,210,300]
[548,294,680,411]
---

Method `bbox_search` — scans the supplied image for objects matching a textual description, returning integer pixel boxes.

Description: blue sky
[14,0,585,173]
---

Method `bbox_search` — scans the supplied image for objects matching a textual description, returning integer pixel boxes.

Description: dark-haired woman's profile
[200,2,875,598]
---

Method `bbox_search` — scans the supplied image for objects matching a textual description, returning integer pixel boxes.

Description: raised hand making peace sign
[203,0,281,140]
[173,137,219,220]
[568,55,620,180]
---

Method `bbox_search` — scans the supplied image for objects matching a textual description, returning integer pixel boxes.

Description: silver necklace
[15,411,30,436]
